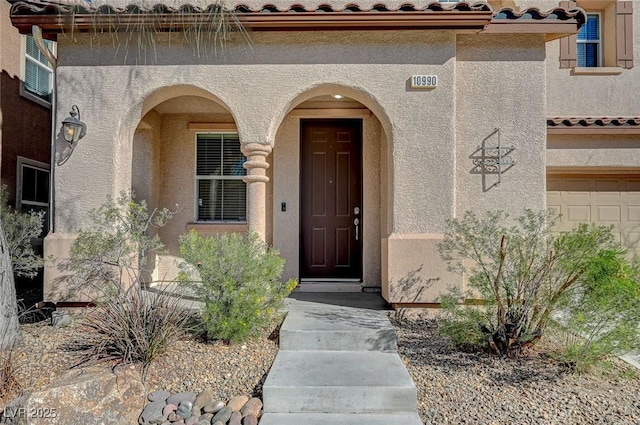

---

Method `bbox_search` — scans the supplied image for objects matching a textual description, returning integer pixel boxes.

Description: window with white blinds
[24,36,54,102]
[196,133,247,222]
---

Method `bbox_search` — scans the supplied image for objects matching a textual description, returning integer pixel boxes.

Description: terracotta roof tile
[493,7,585,22]
[9,0,586,18]
[547,117,640,127]
[9,0,585,36]
[9,0,494,14]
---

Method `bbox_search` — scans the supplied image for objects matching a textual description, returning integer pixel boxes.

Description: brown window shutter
[559,1,577,68]
[617,1,634,69]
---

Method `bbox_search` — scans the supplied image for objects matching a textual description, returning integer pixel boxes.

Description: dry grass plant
[78,282,196,373]
[60,2,251,63]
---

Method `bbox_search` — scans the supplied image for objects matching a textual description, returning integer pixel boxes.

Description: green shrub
[179,230,297,343]
[558,249,640,372]
[437,209,626,359]
[63,190,173,296]
[0,185,44,279]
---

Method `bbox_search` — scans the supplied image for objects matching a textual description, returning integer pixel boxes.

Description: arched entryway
[269,86,392,291]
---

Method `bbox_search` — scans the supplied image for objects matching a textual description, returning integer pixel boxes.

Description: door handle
[354,218,360,241]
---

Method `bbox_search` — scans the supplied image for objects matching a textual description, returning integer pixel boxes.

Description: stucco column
[242,143,272,239]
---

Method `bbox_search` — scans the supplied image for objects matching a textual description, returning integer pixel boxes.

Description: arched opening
[132,90,242,282]
[269,86,392,291]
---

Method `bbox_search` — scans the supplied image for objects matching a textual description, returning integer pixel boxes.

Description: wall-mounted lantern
[61,105,86,147]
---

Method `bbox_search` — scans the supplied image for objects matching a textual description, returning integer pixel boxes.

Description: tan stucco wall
[455,33,547,214]
[547,134,640,170]
[545,0,640,116]
[382,33,549,304]
[46,23,554,303]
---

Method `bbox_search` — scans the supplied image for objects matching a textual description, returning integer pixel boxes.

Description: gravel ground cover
[393,315,640,425]
[3,311,640,425]
[1,316,279,414]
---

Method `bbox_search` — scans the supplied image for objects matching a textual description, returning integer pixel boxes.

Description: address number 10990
[410,75,438,89]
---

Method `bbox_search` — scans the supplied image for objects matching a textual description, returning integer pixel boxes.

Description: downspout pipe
[31,25,57,234]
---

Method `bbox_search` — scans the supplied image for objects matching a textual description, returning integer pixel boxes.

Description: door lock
[354,207,360,215]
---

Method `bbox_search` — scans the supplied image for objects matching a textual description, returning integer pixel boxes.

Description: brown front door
[300,119,362,280]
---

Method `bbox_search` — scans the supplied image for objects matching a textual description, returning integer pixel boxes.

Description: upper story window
[577,14,601,67]
[23,36,54,104]
[195,133,247,222]
[559,1,633,70]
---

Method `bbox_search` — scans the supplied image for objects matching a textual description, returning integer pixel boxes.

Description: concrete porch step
[258,412,423,425]
[263,350,417,414]
[280,301,396,352]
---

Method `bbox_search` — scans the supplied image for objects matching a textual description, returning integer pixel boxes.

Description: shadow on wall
[469,128,516,192]
[60,31,456,67]
[53,192,83,232]
[389,265,440,308]
[0,70,52,205]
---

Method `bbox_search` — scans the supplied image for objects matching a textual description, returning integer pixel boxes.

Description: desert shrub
[437,209,626,359]
[0,185,44,279]
[179,231,297,343]
[557,250,640,371]
[63,190,174,296]
[80,285,195,367]
[63,192,190,366]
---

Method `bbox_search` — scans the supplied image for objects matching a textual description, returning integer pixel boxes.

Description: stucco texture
[545,0,640,116]
[46,19,560,303]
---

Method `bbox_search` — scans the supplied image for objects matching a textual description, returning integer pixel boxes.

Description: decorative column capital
[242,143,272,184]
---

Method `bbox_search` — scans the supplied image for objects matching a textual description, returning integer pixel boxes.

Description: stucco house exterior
[7,0,640,307]
[1,1,52,279]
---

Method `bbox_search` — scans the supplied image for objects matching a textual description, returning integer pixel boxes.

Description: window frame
[16,157,50,239]
[576,12,602,67]
[20,35,55,108]
[194,132,247,223]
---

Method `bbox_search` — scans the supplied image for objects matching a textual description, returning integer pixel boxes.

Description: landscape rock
[166,392,197,406]
[148,391,172,403]
[240,398,262,418]
[198,413,214,422]
[185,417,199,425]
[211,406,232,424]
[229,411,242,425]
[140,401,167,425]
[203,400,225,414]
[162,404,177,418]
[194,388,216,410]
[242,414,258,425]
[227,395,249,412]
[177,401,193,419]
[2,367,146,425]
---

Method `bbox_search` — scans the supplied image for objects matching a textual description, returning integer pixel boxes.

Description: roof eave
[483,19,583,41]
[10,11,495,36]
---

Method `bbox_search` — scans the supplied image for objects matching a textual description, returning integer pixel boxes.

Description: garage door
[547,175,640,256]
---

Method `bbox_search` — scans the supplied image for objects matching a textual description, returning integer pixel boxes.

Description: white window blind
[24,36,53,102]
[577,14,601,67]
[196,133,246,221]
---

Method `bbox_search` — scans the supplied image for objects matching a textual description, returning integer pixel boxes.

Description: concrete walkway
[259,293,423,425]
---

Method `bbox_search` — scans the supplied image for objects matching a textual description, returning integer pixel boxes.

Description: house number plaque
[410,75,438,89]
